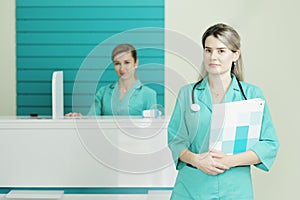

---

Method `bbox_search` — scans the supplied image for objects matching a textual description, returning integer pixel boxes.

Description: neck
[208,73,232,94]
[118,77,136,91]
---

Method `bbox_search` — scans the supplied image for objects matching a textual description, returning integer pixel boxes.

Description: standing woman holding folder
[168,23,279,199]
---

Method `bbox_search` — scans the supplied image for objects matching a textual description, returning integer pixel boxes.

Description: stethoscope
[190,78,248,112]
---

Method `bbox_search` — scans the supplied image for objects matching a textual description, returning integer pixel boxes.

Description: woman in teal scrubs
[168,23,279,199]
[66,44,156,116]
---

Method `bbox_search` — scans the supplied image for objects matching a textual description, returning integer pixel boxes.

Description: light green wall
[165,0,300,199]
[0,0,16,116]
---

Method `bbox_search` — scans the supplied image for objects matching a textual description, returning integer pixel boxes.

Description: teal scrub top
[168,74,279,200]
[87,80,157,116]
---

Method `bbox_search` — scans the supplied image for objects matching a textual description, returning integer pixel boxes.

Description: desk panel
[0,118,176,188]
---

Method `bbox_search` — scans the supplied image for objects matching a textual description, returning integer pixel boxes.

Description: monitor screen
[52,71,64,119]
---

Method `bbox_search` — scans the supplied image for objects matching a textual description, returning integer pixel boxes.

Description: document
[209,98,265,155]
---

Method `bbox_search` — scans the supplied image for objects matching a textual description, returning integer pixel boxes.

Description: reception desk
[0,117,176,198]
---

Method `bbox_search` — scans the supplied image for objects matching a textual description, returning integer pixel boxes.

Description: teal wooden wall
[16,0,165,116]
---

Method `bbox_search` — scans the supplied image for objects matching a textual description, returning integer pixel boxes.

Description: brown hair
[111,44,137,62]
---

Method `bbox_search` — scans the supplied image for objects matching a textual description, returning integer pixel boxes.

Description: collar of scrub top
[194,74,244,111]
[108,79,143,90]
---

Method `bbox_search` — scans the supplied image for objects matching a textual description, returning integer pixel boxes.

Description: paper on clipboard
[209,98,265,155]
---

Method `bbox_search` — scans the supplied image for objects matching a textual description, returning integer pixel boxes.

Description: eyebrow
[204,46,228,50]
[113,59,132,63]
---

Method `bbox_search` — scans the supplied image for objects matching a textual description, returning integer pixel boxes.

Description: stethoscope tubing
[191,78,247,112]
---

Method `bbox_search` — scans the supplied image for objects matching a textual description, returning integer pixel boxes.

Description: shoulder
[173,83,194,100]
[178,83,194,94]
[95,82,115,95]
[139,85,156,96]
[239,81,265,99]
[134,80,156,95]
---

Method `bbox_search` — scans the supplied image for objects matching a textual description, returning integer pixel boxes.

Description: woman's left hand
[209,149,234,170]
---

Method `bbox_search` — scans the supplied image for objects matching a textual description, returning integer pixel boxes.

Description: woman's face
[113,51,138,80]
[203,36,240,76]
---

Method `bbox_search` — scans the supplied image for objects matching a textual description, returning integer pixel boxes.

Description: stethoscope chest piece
[190,103,200,112]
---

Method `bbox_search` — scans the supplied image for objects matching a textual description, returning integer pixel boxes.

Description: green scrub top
[87,80,157,116]
[168,74,279,199]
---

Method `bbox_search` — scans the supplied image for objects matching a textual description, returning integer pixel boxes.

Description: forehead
[113,51,133,62]
[204,36,227,48]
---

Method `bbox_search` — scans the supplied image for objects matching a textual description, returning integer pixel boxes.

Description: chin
[120,75,131,80]
[206,68,221,74]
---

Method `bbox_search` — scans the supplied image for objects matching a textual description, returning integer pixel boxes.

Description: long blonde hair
[200,23,244,81]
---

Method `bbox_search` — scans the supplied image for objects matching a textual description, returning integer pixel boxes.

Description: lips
[209,63,220,67]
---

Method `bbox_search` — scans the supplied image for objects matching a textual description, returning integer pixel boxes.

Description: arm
[180,149,229,175]
[168,86,228,175]
[145,88,157,110]
[87,87,105,116]
[211,149,261,169]
[248,88,279,171]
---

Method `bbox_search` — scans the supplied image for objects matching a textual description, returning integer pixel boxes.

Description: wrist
[179,149,197,166]
[187,151,198,167]
[224,155,236,168]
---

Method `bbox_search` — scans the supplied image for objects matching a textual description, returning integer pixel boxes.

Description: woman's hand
[209,149,233,169]
[191,151,230,175]
[65,112,83,118]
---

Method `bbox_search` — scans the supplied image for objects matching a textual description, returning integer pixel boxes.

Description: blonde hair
[200,23,244,81]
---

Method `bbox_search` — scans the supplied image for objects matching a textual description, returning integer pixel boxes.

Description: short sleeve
[87,87,105,116]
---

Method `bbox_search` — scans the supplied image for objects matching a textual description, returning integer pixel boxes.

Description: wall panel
[16,0,164,116]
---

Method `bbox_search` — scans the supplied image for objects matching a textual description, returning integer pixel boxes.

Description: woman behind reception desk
[66,44,157,117]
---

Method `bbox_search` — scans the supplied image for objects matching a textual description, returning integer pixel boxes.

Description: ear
[233,50,240,61]
[135,59,139,68]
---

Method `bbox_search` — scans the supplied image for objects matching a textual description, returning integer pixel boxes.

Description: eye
[114,62,120,66]
[205,48,211,53]
[125,61,131,64]
[218,49,226,54]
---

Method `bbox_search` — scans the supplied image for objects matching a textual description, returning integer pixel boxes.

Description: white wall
[165,0,300,199]
[0,0,16,115]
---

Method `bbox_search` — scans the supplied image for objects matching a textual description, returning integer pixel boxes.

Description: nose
[210,50,218,60]
[119,63,125,71]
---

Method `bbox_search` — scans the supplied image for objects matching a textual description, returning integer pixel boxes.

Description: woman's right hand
[190,151,229,175]
[65,112,83,118]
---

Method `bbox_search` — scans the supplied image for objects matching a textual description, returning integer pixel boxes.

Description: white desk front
[0,117,177,189]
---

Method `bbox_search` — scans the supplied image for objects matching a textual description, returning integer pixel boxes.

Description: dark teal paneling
[16,0,164,6]
[17,20,164,32]
[17,7,164,19]
[17,57,164,69]
[17,82,165,95]
[17,47,164,57]
[17,94,164,115]
[16,0,164,116]
[17,69,164,82]
[17,32,164,44]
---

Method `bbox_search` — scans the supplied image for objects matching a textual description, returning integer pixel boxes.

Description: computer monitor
[52,71,64,119]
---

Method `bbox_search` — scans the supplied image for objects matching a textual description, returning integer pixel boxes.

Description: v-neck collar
[111,80,142,102]
[194,74,242,110]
